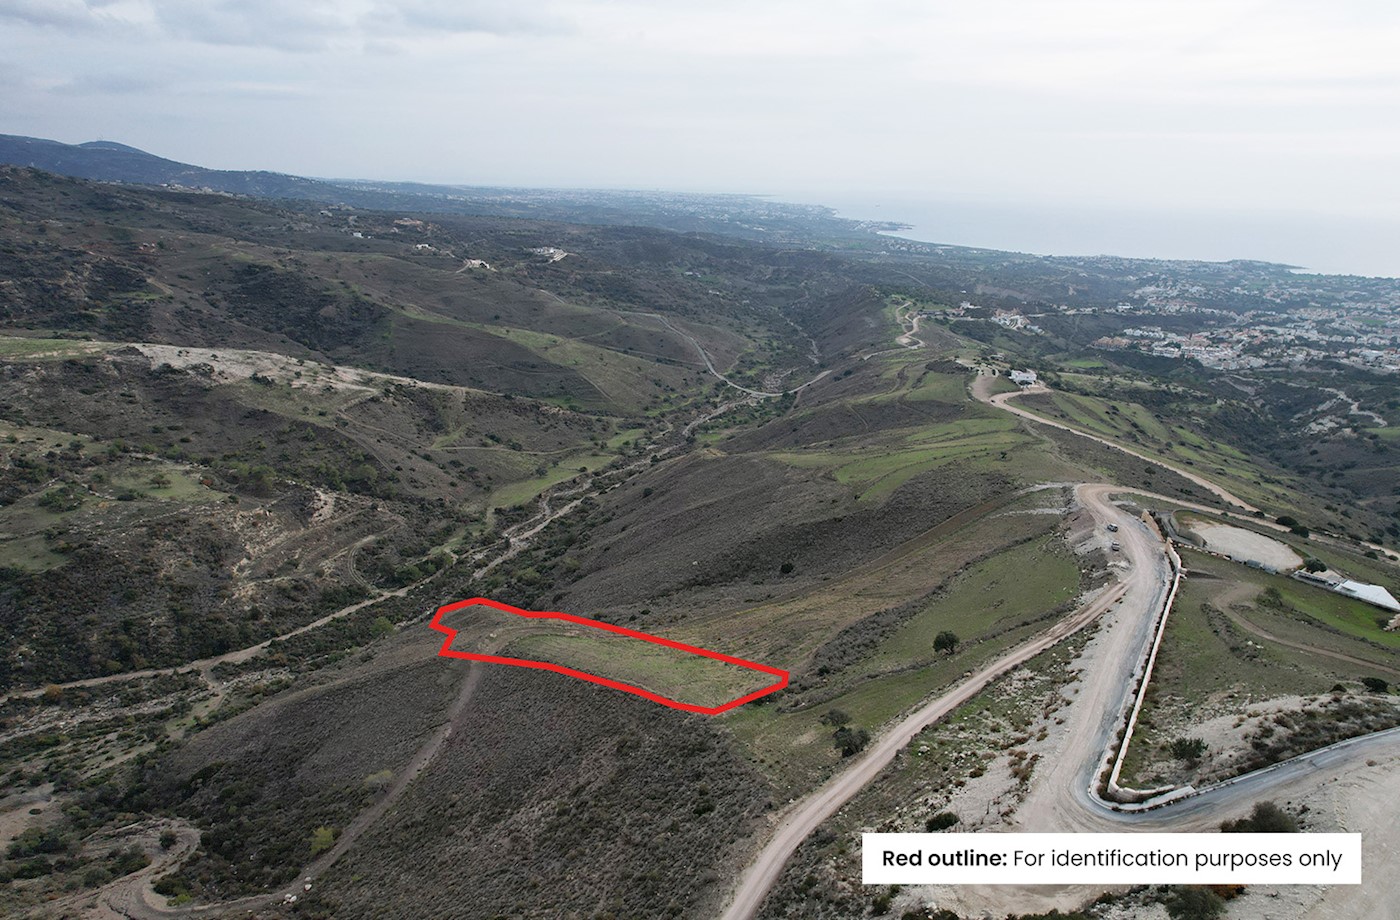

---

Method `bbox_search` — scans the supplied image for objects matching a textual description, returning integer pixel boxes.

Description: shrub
[1168,737,1207,763]
[309,826,337,856]
[1164,885,1226,920]
[925,812,959,832]
[1221,801,1297,834]
[832,726,870,757]
[1361,677,1390,694]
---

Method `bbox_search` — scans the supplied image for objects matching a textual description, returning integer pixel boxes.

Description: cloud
[366,0,567,38]
[148,0,566,52]
[149,1,360,52]
[51,70,166,96]
[0,0,127,30]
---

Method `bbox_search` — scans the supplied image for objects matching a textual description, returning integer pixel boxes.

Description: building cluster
[1090,308,1400,373]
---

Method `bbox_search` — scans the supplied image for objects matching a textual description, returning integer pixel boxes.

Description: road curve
[635,311,830,397]
[972,376,1259,513]
[718,485,1137,920]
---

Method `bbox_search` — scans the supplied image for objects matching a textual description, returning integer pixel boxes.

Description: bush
[1164,886,1226,920]
[1168,737,1207,763]
[832,726,870,757]
[1221,801,1297,834]
[1361,677,1390,694]
[925,812,959,832]
[309,825,338,856]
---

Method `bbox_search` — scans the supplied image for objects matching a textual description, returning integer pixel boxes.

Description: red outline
[429,597,788,715]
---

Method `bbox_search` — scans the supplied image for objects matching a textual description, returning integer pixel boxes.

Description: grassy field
[752,631,1093,918]
[1015,388,1308,514]
[1118,548,1399,785]
[506,631,775,712]
[485,452,616,510]
[0,336,110,359]
[722,520,1083,794]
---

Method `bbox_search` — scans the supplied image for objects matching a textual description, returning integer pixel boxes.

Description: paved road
[718,486,1138,920]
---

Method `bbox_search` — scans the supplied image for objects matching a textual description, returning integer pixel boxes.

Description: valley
[0,164,1398,920]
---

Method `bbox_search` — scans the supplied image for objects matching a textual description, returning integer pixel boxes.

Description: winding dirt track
[718,485,1152,920]
[975,376,1259,512]
[720,375,1400,919]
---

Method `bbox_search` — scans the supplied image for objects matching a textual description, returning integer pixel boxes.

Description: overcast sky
[3,1,1399,272]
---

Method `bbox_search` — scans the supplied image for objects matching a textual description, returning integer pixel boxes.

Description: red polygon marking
[429,597,788,715]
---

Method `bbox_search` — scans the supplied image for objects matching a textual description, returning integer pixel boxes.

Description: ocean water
[803,195,1400,279]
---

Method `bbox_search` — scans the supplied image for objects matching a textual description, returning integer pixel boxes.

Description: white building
[1009,369,1037,386]
[1334,580,1400,613]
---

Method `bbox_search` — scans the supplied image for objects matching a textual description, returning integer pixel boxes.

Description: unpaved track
[972,376,1259,513]
[1220,605,1400,680]
[718,487,1137,920]
[82,664,488,920]
[722,480,1400,919]
[634,311,831,397]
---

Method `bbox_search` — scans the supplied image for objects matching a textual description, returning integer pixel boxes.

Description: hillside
[0,165,1397,920]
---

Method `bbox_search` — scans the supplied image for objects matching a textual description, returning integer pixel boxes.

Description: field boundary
[429,597,789,714]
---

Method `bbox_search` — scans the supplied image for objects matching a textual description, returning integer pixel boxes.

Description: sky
[2,0,1399,274]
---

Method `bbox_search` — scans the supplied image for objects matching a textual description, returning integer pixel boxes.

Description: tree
[1361,677,1390,694]
[1303,558,1327,573]
[832,726,870,757]
[933,630,959,654]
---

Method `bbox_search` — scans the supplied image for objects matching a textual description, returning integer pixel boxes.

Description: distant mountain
[0,132,902,245]
[0,133,341,199]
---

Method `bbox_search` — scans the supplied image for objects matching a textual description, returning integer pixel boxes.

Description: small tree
[1361,676,1390,694]
[832,726,870,757]
[1303,557,1327,573]
[933,631,959,654]
[1169,737,1207,764]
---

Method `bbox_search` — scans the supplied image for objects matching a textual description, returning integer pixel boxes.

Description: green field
[506,631,773,712]
[724,527,1082,793]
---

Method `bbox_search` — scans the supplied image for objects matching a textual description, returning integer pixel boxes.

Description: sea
[800,195,1400,280]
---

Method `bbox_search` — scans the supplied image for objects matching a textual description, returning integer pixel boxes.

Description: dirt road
[971,375,1259,513]
[721,478,1400,918]
[635,311,830,397]
[718,486,1139,920]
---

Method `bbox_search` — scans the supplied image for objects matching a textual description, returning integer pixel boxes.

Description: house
[1333,580,1400,613]
[1009,369,1037,386]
